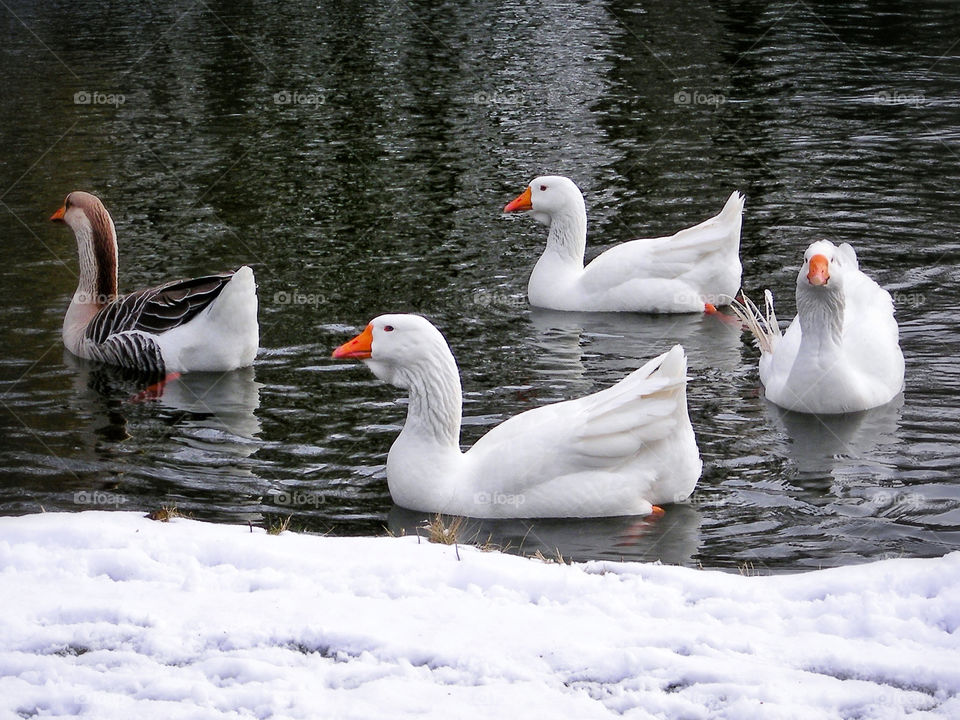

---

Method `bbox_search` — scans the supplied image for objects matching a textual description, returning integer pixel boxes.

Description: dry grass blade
[267,516,292,535]
[423,514,466,545]
[145,505,185,522]
[532,547,568,565]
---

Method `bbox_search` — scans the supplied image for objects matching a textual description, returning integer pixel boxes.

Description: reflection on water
[68,360,264,447]
[528,307,744,380]
[0,0,958,570]
[771,395,903,480]
[388,504,703,566]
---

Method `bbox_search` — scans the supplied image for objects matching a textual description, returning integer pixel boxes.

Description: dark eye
[383,325,394,332]
[540,184,547,192]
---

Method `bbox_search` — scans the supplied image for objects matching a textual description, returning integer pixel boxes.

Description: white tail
[728,289,780,354]
[720,190,746,221]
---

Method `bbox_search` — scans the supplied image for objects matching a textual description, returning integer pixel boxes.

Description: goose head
[50,191,118,303]
[797,239,856,295]
[331,314,455,390]
[51,191,106,229]
[504,175,586,227]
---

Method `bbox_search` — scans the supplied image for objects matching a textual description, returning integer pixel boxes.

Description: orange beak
[50,205,66,222]
[503,186,533,213]
[807,254,830,286]
[332,323,374,359]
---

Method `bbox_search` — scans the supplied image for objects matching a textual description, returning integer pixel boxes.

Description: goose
[332,314,701,518]
[730,240,904,414]
[504,176,744,313]
[50,191,259,375]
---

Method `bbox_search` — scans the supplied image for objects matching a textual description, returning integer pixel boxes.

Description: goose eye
[540,184,547,192]
[383,325,394,332]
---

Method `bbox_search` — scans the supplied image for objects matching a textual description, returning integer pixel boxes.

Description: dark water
[1,0,958,571]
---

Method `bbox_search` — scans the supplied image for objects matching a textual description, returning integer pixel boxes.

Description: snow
[0,512,958,719]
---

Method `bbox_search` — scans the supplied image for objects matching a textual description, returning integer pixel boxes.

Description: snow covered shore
[0,511,958,719]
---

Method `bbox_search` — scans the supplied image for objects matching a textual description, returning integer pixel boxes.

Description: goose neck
[796,284,845,354]
[546,209,587,265]
[72,210,118,306]
[396,354,463,449]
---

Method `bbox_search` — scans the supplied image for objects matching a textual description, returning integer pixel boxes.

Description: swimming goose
[730,240,904,414]
[504,176,744,313]
[332,314,701,518]
[50,191,259,375]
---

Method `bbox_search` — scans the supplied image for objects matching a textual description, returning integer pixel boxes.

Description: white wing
[464,346,700,511]
[580,191,744,293]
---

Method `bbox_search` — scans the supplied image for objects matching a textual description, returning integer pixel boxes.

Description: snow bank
[0,512,958,719]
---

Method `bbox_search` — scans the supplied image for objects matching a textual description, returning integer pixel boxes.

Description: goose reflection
[387,503,702,566]
[527,307,743,385]
[768,393,904,483]
[67,353,263,458]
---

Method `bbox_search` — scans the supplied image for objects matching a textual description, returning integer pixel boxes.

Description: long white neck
[544,204,588,267]
[796,283,845,356]
[394,352,463,449]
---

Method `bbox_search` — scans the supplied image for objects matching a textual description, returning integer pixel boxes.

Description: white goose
[51,191,259,375]
[731,240,904,414]
[504,176,745,313]
[332,314,702,518]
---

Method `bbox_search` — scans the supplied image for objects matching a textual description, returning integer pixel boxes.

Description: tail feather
[728,289,780,354]
[720,190,746,221]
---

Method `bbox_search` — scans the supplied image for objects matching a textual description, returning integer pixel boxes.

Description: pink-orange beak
[50,205,66,222]
[332,323,374,360]
[503,186,533,213]
[807,254,830,286]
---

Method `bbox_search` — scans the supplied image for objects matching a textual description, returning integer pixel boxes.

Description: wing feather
[89,331,165,376]
[86,272,235,342]
[467,346,691,490]
[581,191,744,291]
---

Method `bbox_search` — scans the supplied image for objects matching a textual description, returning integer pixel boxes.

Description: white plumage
[333,314,702,518]
[731,240,904,414]
[504,176,744,313]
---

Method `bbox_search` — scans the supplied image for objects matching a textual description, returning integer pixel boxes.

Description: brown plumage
[50,191,259,374]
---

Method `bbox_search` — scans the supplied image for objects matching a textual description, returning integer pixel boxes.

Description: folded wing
[86,272,236,343]
[467,345,694,497]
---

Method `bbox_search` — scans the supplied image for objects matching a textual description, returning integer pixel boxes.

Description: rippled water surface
[1,0,958,571]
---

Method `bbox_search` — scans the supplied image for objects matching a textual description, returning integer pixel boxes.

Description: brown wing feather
[86,271,236,344]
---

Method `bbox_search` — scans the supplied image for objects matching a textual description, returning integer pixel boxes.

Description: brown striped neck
[66,194,119,306]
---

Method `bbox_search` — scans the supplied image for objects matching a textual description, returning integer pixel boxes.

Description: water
[1,0,958,571]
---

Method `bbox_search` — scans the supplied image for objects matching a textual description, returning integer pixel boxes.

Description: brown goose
[51,191,259,375]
